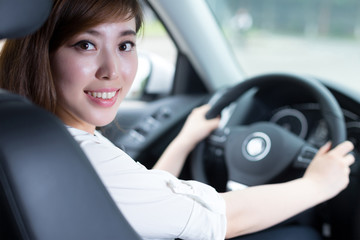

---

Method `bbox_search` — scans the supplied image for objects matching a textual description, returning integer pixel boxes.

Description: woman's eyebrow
[85,29,136,37]
[120,30,136,37]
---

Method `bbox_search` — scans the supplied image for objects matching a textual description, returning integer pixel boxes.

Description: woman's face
[51,18,138,133]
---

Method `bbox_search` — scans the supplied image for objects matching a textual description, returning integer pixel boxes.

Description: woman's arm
[221,141,355,239]
[153,104,220,177]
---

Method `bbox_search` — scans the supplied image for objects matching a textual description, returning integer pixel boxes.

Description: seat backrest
[0,0,52,39]
[0,90,141,240]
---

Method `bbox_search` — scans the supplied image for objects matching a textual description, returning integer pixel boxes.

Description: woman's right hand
[176,104,220,150]
[303,141,355,201]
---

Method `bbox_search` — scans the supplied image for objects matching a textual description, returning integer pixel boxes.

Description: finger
[198,104,211,112]
[330,141,354,156]
[344,166,351,176]
[317,141,332,155]
[192,105,211,118]
[343,153,355,166]
[208,117,221,128]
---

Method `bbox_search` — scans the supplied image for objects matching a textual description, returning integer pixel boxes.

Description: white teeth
[87,91,116,99]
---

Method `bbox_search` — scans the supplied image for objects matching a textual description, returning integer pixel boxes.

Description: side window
[126,1,177,100]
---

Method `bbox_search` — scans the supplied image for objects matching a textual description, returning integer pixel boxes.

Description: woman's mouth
[84,89,120,107]
[86,91,117,99]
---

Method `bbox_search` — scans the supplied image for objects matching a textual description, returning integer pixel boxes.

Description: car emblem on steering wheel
[242,132,271,161]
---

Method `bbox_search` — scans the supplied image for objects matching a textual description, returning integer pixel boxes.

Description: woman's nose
[95,51,119,80]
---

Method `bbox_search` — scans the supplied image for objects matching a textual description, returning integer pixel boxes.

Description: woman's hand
[176,104,220,150]
[303,141,355,201]
[153,104,220,176]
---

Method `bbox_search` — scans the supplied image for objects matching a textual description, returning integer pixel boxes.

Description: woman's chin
[91,114,117,128]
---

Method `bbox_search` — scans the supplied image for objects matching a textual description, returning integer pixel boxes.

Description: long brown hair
[0,0,143,113]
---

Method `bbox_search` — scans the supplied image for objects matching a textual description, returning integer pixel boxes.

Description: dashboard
[269,103,360,170]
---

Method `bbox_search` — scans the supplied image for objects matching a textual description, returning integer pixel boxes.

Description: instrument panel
[269,103,360,159]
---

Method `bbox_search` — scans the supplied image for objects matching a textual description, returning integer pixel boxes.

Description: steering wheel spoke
[293,144,318,169]
[207,128,229,148]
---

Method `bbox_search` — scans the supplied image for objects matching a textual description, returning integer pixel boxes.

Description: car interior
[1,0,360,239]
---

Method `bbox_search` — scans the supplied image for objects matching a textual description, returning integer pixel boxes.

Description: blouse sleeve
[68,127,227,240]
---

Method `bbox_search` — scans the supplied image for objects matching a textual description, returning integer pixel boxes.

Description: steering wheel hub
[243,132,271,161]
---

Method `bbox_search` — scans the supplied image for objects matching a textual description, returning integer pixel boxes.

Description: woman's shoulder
[66,125,143,170]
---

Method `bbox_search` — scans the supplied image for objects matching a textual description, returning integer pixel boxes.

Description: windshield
[205,0,360,92]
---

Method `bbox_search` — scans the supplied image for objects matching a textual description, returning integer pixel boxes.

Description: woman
[0,0,354,239]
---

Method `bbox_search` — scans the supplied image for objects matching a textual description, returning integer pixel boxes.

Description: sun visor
[0,0,52,39]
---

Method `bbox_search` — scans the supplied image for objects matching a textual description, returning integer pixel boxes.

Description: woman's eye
[75,41,96,50]
[119,42,135,52]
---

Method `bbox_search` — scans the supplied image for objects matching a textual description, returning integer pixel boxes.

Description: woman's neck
[55,106,96,134]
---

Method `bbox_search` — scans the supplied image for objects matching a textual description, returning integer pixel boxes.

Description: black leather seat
[0,0,141,239]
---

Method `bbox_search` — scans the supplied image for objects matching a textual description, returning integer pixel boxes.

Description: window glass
[127,1,177,99]
[206,0,360,92]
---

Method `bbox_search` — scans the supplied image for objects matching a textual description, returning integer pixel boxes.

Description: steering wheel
[191,73,346,189]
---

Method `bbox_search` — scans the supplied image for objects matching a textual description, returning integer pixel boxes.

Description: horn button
[243,132,271,161]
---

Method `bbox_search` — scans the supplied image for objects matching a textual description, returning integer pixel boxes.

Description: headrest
[0,0,52,39]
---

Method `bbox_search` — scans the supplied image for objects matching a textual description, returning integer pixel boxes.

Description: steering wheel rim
[191,73,346,188]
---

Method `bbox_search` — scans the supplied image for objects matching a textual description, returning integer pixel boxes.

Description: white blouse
[67,126,227,240]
